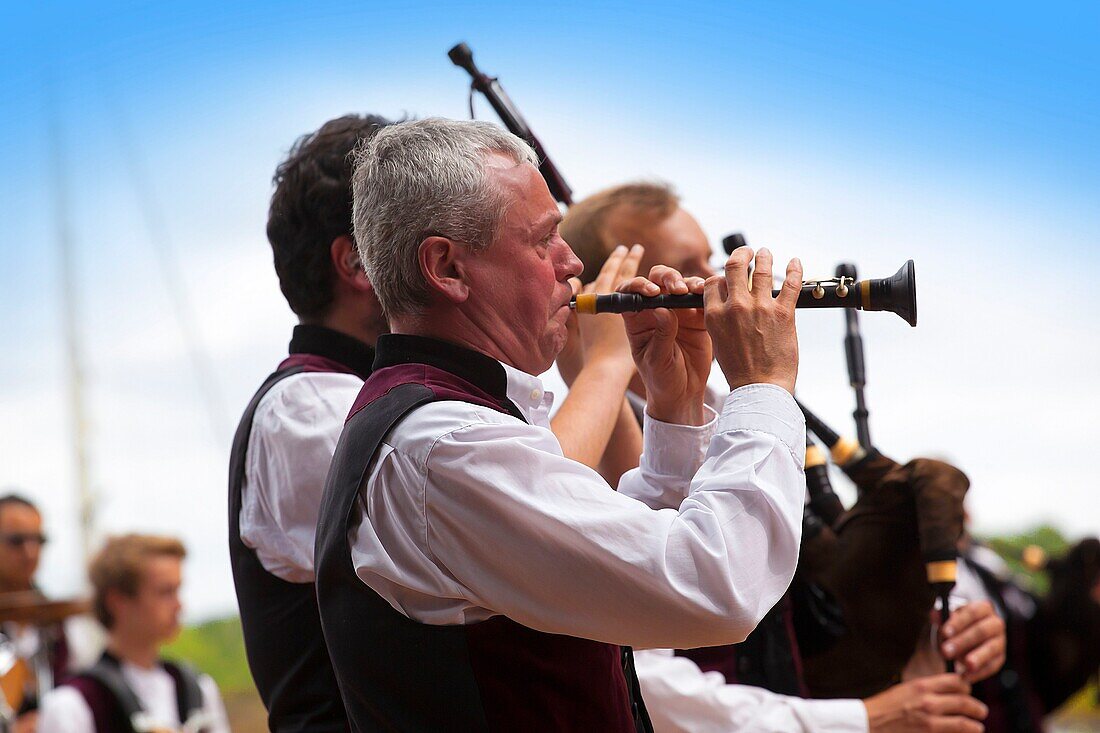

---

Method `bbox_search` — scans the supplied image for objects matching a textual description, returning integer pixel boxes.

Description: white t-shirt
[37,660,230,733]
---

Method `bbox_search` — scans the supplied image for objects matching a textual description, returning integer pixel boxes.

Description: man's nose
[556,241,583,280]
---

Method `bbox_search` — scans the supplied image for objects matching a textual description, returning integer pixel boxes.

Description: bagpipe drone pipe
[795,403,970,699]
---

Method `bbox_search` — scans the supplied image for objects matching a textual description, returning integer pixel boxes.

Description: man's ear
[330,235,373,294]
[104,588,126,627]
[418,236,470,304]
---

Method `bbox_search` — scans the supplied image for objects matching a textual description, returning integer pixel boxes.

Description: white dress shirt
[349,361,806,649]
[239,371,364,581]
[635,649,868,733]
[37,662,230,733]
[546,362,868,731]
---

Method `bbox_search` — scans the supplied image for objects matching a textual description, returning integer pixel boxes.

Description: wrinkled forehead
[486,156,561,238]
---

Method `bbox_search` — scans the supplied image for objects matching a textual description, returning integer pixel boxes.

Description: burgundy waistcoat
[314,334,651,733]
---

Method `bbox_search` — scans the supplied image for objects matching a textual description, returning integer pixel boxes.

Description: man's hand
[556,244,643,385]
[703,247,801,393]
[941,600,1006,683]
[619,265,711,425]
[864,675,988,733]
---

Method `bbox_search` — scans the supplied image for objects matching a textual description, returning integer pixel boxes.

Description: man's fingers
[962,628,1005,677]
[965,657,1004,684]
[751,248,774,298]
[943,614,1003,661]
[569,277,583,297]
[684,276,707,294]
[722,246,753,298]
[592,245,628,292]
[919,674,971,695]
[774,258,803,310]
[648,264,689,295]
[703,274,728,311]
[617,276,661,296]
[931,716,985,733]
[927,693,989,720]
[618,243,644,283]
[942,601,992,640]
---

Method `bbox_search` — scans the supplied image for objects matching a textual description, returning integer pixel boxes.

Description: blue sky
[1,1,1097,618]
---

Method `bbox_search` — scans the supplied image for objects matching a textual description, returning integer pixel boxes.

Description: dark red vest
[314,334,652,732]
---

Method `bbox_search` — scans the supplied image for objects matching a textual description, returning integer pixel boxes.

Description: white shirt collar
[499,362,554,428]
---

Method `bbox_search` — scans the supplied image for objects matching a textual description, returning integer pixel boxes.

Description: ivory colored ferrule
[805,444,827,468]
[829,436,865,466]
[926,560,958,584]
[572,293,598,315]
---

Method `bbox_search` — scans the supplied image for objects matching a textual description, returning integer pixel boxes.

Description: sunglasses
[0,533,48,548]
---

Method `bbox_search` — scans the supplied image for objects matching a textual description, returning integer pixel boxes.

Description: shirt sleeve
[635,649,869,733]
[37,686,96,733]
[198,674,232,733]
[616,407,718,509]
[377,383,805,649]
[240,373,361,582]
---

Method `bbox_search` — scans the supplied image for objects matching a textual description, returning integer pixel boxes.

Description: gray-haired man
[314,117,807,731]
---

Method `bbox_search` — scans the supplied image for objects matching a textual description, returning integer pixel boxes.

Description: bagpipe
[795,401,970,698]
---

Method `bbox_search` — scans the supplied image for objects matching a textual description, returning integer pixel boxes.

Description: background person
[37,535,229,733]
[559,181,1002,733]
[0,494,99,733]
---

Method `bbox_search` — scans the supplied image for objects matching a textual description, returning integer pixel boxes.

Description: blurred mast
[49,93,96,565]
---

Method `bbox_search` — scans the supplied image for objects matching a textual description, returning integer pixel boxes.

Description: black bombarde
[571,260,918,327]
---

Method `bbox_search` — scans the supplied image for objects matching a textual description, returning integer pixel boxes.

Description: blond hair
[89,534,186,628]
[560,182,679,283]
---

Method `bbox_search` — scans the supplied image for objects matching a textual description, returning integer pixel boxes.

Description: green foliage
[979,523,1072,596]
[162,616,257,695]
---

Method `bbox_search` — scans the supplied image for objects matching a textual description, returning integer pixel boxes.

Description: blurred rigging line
[98,81,231,449]
[48,84,97,568]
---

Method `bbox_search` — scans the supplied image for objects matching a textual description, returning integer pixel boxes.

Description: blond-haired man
[38,535,229,733]
[561,181,1002,733]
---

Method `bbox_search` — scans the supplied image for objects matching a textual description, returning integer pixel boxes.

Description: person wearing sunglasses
[0,494,90,732]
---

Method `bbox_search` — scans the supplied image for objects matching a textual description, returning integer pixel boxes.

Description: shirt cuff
[803,698,870,733]
[641,405,718,478]
[717,384,805,465]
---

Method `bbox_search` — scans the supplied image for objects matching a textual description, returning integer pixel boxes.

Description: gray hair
[351,117,539,316]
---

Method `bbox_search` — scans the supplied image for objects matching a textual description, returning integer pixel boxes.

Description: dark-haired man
[232,114,648,732]
[229,113,391,732]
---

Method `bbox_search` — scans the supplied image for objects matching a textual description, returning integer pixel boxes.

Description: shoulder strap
[162,659,207,732]
[81,654,144,732]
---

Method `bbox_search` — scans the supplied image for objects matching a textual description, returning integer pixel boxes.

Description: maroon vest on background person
[228,325,374,733]
[61,651,205,733]
[314,334,652,733]
[676,591,808,697]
